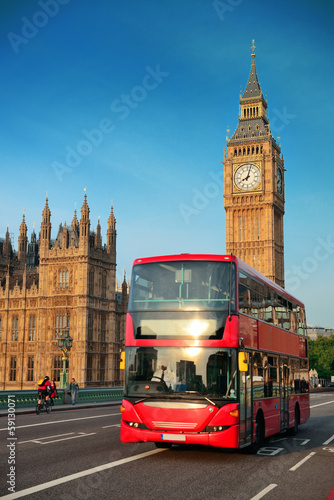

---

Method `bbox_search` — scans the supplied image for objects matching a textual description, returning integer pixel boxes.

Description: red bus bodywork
[120,254,310,450]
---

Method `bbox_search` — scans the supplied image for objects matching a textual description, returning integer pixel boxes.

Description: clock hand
[242,165,252,181]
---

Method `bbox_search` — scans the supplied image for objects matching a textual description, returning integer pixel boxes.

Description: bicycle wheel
[46,401,51,414]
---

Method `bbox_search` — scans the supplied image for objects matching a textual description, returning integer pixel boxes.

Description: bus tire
[248,412,265,454]
[289,405,300,436]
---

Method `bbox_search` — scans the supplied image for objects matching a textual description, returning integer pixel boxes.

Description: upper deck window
[129,261,236,312]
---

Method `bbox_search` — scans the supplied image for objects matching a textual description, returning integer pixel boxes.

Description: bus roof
[132,253,305,308]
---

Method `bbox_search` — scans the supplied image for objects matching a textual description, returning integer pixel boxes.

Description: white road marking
[39,432,96,444]
[310,400,334,409]
[19,432,74,444]
[250,483,277,500]
[1,448,165,499]
[289,451,316,471]
[323,434,334,445]
[257,447,284,456]
[299,439,310,445]
[102,424,121,428]
[0,412,120,431]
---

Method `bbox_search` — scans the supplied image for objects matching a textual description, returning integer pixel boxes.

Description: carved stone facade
[224,42,285,287]
[0,194,127,390]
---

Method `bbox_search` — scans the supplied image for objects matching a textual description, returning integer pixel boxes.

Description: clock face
[234,164,261,191]
[277,167,283,195]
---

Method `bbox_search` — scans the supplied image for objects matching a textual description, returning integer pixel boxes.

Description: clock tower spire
[223,41,285,287]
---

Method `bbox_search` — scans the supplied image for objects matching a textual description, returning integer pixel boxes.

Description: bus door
[238,352,252,446]
[280,357,289,432]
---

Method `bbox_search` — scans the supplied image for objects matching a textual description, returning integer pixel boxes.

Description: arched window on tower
[59,268,69,288]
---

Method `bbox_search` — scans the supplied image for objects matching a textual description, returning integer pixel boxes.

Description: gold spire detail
[251,39,256,59]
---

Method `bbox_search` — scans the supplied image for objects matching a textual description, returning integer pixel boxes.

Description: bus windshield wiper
[173,391,217,406]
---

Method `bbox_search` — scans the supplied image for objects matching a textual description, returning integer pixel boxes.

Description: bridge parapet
[0,387,123,409]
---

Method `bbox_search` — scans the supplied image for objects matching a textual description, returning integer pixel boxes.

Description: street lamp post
[56,328,73,399]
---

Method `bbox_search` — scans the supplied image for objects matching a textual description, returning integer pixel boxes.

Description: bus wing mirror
[120,351,125,370]
[238,352,248,372]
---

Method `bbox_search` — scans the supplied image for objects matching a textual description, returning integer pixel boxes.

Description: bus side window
[239,283,250,314]
[252,352,264,399]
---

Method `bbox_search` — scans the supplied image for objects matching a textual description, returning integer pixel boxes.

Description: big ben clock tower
[224,41,285,287]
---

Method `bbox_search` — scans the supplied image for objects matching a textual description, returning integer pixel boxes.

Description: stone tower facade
[223,42,285,287]
[0,194,127,390]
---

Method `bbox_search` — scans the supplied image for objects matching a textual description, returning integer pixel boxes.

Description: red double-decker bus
[120,254,309,452]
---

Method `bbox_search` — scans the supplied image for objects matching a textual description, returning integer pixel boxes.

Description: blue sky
[1,0,333,327]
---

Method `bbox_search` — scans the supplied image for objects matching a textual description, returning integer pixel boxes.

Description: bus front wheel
[248,413,265,454]
[288,405,300,436]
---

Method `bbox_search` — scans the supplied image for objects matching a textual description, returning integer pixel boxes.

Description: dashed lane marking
[289,451,316,471]
[250,484,277,500]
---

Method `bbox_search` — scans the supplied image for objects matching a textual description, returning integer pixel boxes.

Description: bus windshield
[125,346,237,402]
[129,260,236,312]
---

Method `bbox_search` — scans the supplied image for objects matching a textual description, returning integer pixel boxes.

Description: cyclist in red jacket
[37,376,52,411]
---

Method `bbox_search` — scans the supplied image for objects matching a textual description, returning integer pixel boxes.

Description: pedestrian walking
[69,378,79,405]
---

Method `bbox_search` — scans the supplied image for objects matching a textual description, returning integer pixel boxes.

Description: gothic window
[53,355,62,382]
[99,355,106,382]
[87,355,93,382]
[240,126,244,132]
[101,314,106,342]
[88,314,94,341]
[234,149,237,156]
[27,356,34,381]
[55,312,70,339]
[59,268,69,288]
[10,357,17,381]
[12,316,18,341]
[89,271,94,295]
[29,315,36,341]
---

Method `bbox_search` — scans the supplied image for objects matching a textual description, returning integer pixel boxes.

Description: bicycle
[35,397,52,415]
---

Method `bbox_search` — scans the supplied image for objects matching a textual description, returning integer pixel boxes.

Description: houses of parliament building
[0,194,127,390]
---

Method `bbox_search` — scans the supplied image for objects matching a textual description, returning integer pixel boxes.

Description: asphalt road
[0,393,333,500]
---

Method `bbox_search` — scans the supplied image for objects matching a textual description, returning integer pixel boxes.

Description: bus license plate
[161,434,186,442]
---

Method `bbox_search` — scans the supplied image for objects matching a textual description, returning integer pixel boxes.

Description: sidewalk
[0,399,123,417]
